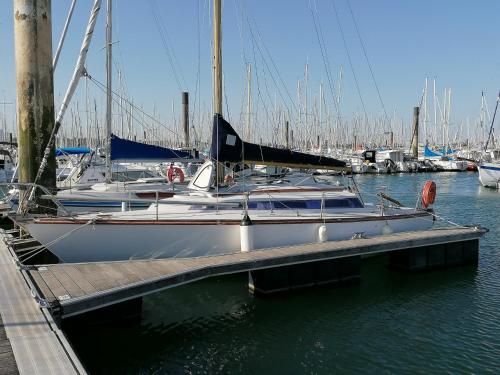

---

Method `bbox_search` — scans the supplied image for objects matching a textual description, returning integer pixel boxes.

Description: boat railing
[0,182,72,217]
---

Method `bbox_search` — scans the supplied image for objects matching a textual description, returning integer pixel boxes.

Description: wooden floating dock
[20,226,486,320]
[0,234,86,374]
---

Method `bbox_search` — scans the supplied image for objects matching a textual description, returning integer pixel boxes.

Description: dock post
[285,121,289,149]
[411,106,419,158]
[182,92,189,148]
[13,0,57,212]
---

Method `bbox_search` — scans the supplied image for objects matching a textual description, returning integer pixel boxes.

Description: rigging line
[345,0,389,126]
[232,0,248,67]
[245,14,298,115]
[189,0,203,147]
[249,36,272,134]
[112,0,131,98]
[53,0,77,69]
[147,0,186,91]
[248,27,288,138]
[153,0,188,91]
[87,75,180,137]
[330,0,368,120]
[309,0,342,120]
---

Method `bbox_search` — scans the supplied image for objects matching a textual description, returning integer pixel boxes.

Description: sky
[1,0,500,144]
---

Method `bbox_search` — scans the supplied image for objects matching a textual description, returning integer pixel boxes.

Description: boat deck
[25,226,486,319]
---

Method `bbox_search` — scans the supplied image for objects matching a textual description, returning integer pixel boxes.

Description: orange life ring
[421,180,436,208]
[167,166,185,183]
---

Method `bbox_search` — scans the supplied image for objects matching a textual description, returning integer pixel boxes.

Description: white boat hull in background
[479,162,500,188]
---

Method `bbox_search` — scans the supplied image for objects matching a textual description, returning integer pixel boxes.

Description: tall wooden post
[13,0,56,196]
[411,107,419,158]
[182,92,189,148]
[285,121,289,149]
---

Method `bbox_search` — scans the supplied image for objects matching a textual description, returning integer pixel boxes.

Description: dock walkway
[0,235,86,374]
[26,226,486,319]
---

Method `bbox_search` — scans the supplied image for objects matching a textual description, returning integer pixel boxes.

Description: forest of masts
[0,72,496,154]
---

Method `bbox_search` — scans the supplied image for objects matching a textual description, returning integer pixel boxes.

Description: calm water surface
[66,172,500,374]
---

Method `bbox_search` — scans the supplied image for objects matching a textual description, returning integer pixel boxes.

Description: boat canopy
[210,114,348,171]
[424,145,442,157]
[110,134,193,162]
[55,147,91,156]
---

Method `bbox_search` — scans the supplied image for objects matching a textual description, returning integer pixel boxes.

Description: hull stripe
[31,212,430,225]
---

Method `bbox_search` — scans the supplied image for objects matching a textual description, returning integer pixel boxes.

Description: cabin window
[247,198,363,210]
[273,200,308,209]
[325,198,363,208]
[192,164,213,189]
[247,201,272,210]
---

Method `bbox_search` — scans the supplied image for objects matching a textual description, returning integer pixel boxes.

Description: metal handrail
[0,183,72,217]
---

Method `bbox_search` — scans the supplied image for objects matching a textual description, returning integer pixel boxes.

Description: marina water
[66,172,500,374]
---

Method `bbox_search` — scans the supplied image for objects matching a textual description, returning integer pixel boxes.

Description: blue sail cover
[424,145,442,157]
[110,134,192,162]
[55,147,91,156]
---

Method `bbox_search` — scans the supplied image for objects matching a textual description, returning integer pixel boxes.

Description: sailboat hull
[479,163,500,188]
[20,213,432,263]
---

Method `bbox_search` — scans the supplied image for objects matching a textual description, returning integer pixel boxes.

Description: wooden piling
[411,106,419,158]
[13,0,56,203]
[182,92,189,148]
[285,121,289,149]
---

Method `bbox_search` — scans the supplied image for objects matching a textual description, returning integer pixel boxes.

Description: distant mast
[105,0,113,183]
[213,0,222,116]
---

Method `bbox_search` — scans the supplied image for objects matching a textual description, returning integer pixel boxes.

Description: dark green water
[66,172,500,374]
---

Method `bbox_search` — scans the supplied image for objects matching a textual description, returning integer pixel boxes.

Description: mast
[105,0,112,183]
[423,77,428,144]
[213,0,222,115]
[246,63,252,140]
[480,91,485,147]
[433,78,437,145]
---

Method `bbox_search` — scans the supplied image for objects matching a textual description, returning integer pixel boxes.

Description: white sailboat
[16,115,435,263]
[13,0,436,263]
[478,91,500,188]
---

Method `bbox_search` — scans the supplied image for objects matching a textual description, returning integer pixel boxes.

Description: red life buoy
[421,180,436,208]
[167,166,185,183]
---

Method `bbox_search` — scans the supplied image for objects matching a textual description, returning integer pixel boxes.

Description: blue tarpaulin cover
[110,134,192,161]
[55,147,91,156]
[424,145,442,157]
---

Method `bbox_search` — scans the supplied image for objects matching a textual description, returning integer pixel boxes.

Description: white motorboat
[478,162,500,188]
[350,150,388,174]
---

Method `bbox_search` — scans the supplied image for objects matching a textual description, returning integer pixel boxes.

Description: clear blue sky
[1,1,500,142]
